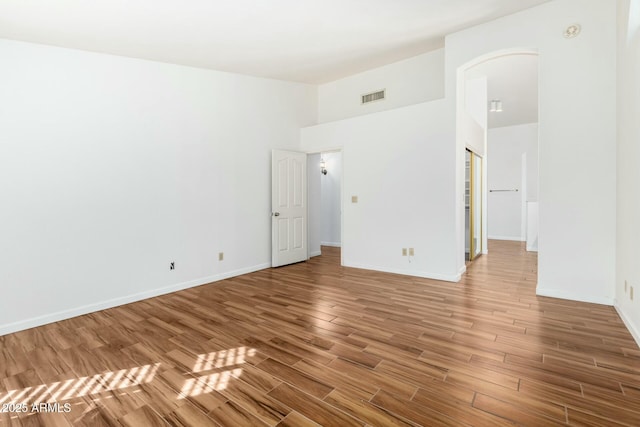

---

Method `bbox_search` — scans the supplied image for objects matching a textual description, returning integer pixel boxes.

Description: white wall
[320,152,342,247]
[464,77,488,157]
[466,77,488,128]
[448,0,617,305]
[487,123,538,241]
[616,0,640,346]
[307,153,322,257]
[0,39,317,335]
[462,76,488,254]
[527,202,539,252]
[318,49,444,123]
[302,100,459,281]
[1,0,625,337]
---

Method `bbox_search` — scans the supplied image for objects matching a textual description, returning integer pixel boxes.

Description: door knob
[273,212,280,217]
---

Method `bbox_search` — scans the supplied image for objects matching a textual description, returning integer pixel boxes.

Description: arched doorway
[456,49,540,269]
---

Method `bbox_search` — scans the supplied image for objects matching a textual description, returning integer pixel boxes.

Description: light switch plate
[352,196,358,203]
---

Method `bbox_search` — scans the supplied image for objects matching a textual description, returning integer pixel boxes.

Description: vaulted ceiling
[0,0,552,83]
[467,54,539,129]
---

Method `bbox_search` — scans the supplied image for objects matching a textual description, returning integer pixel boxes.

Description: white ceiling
[467,54,539,129]
[0,0,551,83]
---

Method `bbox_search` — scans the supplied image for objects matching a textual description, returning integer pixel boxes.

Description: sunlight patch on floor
[179,346,256,398]
[193,346,256,372]
[0,363,160,405]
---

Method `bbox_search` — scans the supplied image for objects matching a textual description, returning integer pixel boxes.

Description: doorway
[457,49,539,273]
[466,149,483,262]
[470,54,539,252]
[307,151,342,259]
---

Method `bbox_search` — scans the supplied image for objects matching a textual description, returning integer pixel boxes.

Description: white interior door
[272,150,307,267]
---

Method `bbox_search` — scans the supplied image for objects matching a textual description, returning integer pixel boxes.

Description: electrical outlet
[409,248,415,256]
[631,286,634,301]
[402,248,407,256]
[170,262,175,270]
[218,252,224,261]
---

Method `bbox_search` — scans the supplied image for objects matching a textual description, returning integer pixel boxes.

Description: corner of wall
[615,304,640,348]
[535,286,614,307]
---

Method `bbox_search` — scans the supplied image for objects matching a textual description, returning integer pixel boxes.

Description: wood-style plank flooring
[1,241,639,426]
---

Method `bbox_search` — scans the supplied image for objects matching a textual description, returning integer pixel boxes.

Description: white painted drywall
[320,152,342,247]
[487,123,538,241]
[318,49,445,123]
[302,100,459,281]
[527,202,539,252]
[448,0,617,305]
[462,76,488,255]
[616,0,640,346]
[0,0,625,339]
[0,39,317,335]
[307,153,322,257]
[464,77,487,157]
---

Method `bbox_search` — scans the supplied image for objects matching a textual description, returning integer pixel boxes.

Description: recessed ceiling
[0,0,551,84]
[467,54,539,129]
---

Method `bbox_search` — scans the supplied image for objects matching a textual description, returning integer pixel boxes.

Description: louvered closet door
[271,150,307,267]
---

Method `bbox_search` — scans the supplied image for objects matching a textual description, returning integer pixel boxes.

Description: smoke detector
[564,24,581,39]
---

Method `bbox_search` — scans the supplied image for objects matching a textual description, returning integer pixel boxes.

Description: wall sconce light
[489,99,503,113]
[320,159,327,175]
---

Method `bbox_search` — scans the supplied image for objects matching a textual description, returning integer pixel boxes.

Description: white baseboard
[344,261,461,282]
[0,263,270,337]
[535,287,614,306]
[529,288,638,346]
[457,265,467,280]
[309,251,322,258]
[212,263,271,282]
[614,303,640,348]
[321,242,342,248]
[488,235,525,242]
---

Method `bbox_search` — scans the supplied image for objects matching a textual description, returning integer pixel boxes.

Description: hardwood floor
[1,241,639,426]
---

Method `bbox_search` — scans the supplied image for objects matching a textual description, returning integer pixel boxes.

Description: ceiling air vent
[361,89,386,104]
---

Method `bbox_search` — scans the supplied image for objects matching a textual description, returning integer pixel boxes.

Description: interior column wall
[302,100,458,281]
[616,0,640,345]
[448,0,617,305]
